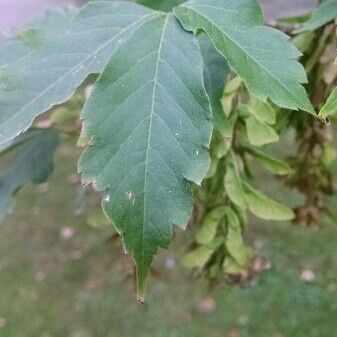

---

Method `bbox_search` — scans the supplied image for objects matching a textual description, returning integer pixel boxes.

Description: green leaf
[243,182,294,221]
[0,40,29,68]
[245,147,293,175]
[292,32,316,53]
[224,151,247,209]
[241,104,279,146]
[226,228,253,267]
[0,2,158,144]
[206,157,218,178]
[225,206,241,229]
[195,206,226,244]
[78,14,212,301]
[211,127,233,159]
[295,0,337,33]
[244,117,279,147]
[174,0,315,113]
[319,87,337,118]
[137,0,186,12]
[0,129,59,218]
[198,32,230,135]
[50,107,79,127]
[220,76,242,117]
[182,237,223,268]
[232,204,248,228]
[224,207,252,268]
[223,256,243,274]
[224,76,242,95]
[247,98,277,125]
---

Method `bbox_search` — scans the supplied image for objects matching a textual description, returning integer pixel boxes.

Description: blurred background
[1,1,337,337]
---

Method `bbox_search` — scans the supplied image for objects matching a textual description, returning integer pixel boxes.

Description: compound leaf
[295,0,337,33]
[78,14,212,301]
[0,129,59,218]
[174,0,315,113]
[0,2,157,144]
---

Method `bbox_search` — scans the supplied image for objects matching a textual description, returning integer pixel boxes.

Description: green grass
[0,143,337,337]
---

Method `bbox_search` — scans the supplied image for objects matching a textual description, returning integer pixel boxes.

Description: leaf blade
[295,0,337,33]
[174,0,315,113]
[0,129,59,218]
[224,151,247,209]
[0,2,156,144]
[78,14,212,301]
[198,32,230,135]
[319,86,337,118]
[244,115,279,146]
[243,182,294,221]
[245,147,293,175]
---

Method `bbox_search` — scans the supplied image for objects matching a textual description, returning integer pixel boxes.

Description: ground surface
[0,141,336,337]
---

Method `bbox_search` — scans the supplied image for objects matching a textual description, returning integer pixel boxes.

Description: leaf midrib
[142,14,170,265]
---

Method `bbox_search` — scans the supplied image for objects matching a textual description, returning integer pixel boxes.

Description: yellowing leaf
[182,237,223,268]
[248,98,277,125]
[223,256,243,275]
[245,115,279,146]
[246,147,293,175]
[224,151,247,209]
[195,206,227,244]
[224,207,252,266]
[243,182,294,221]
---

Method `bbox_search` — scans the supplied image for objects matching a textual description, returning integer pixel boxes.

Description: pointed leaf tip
[136,263,150,303]
[319,87,337,119]
[137,288,146,304]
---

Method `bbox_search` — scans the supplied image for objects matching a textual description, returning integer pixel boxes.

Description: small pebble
[60,227,75,240]
[197,297,216,314]
[166,256,176,269]
[300,269,316,282]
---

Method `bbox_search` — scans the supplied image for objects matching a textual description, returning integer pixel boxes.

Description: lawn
[0,140,336,337]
